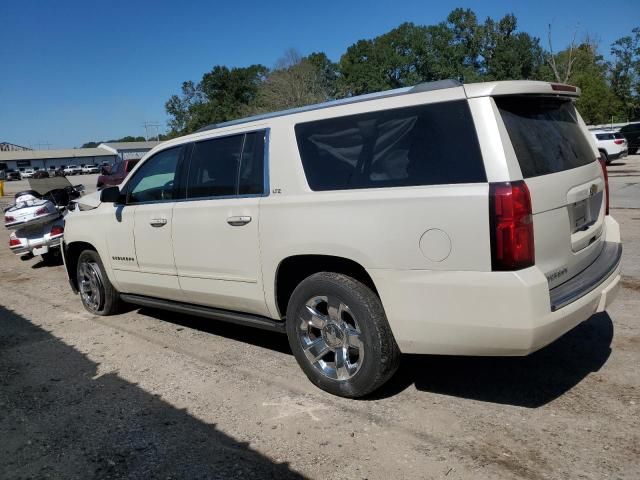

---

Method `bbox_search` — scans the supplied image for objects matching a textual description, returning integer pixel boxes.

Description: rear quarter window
[496,97,596,178]
[294,100,486,191]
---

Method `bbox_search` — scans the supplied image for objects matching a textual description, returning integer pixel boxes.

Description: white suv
[62,80,622,398]
[590,129,628,164]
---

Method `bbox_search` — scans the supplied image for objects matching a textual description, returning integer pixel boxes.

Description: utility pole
[142,121,161,141]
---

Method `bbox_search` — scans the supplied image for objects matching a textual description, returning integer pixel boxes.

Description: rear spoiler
[464,81,580,99]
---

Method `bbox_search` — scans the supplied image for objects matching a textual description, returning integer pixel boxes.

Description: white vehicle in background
[63,165,82,175]
[21,168,35,178]
[590,129,628,164]
[62,80,622,398]
[81,164,101,174]
[5,177,84,263]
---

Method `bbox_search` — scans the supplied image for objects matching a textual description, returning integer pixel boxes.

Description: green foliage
[610,28,640,120]
[163,10,639,134]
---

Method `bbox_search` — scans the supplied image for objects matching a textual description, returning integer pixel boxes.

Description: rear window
[294,100,486,191]
[496,97,595,178]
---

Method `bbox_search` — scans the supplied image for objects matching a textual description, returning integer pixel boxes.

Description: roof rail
[196,79,462,133]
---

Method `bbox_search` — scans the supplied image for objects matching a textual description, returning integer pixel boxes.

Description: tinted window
[295,101,485,191]
[496,97,595,178]
[127,147,181,204]
[186,131,266,199]
[187,134,244,198]
[239,131,266,195]
[596,133,608,140]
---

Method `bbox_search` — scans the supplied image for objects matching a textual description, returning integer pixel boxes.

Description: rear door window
[495,97,595,178]
[294,100,486,191]
[186,130,267,199]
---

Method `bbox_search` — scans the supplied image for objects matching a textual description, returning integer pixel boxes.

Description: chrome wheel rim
[78,260,104,312]
[297,295,364,381]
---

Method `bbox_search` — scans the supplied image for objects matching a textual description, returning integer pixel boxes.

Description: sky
[1,0,638,149]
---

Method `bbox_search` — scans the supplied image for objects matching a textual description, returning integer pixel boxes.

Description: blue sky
[1,0,638,148]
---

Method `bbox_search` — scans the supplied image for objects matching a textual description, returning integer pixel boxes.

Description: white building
[0,141,162,173]
[0,148,117,173]
[98,141,162,161]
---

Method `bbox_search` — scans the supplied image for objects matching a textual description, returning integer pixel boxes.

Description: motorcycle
[4,176,84,263]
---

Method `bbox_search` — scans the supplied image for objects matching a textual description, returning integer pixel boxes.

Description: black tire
[286,272,400,398]
[76,249,121,316]
[629,147,638,155]
[41,249,61,265]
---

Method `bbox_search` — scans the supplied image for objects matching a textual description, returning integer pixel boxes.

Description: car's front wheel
[286,272,400,398]
[76,250,121,316]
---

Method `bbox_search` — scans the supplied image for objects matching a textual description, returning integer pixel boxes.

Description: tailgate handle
[227,216,251,226]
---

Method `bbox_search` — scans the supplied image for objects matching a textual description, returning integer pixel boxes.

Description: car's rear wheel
[76,250,121,316]
[286,272,400,398]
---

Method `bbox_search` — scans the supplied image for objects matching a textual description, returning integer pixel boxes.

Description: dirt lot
[1,165,639,479]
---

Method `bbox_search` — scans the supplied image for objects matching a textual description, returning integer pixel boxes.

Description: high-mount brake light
[550,83,577,92]
[489,181,535,271]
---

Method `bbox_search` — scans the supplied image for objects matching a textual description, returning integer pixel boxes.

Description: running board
[119,294,286,333]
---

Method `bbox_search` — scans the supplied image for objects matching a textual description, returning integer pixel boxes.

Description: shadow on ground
[135,305,613,409]
[375,312,614,407]
[137,306,292,355]
[0,305,305,479]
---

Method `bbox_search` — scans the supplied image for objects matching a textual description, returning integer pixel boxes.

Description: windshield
[495,96,595,178]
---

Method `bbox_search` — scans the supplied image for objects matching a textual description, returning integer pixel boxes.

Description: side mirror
[100,186,122,203]
[101,166,111,175]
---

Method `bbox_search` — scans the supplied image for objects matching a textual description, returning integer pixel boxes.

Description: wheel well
[65,241,96,291]
[275,255,378,318]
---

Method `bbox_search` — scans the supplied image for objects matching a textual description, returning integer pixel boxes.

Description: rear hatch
[495,96,606,289]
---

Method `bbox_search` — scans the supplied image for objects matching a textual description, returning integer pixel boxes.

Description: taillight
[4,215,15,223]
[614,139,624,145]
[35,206,49,216]
[9,235,21,247]
[489,181,535,271]
[599,158,610,215]
[50,225,64,236]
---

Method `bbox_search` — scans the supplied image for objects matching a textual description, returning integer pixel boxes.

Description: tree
[610,28,640,120]
[541,40,621,124]
[481,15,544,80]
[249,50,335,114]
[165,64,267,136]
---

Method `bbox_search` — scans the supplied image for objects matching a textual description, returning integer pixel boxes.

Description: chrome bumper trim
[549,241,622,311]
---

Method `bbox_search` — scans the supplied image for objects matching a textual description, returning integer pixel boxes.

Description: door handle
[149,217,168,227]
[227,216,252,226]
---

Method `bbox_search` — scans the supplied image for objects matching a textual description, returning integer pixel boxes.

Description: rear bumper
[369,216,622,356]
[608,149,628,160]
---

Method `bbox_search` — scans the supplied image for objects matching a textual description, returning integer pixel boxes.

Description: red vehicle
[96,159,140,190]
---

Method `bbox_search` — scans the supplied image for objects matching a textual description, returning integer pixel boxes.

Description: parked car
[33,170,50,179]
[81,164,101,174]
[5,170,21,181]
[96,159,139,189]
[590,129,628,164]
[63,80,622,398]
[619,122,640,155]
[63,165,82,175]
[21,168,35,178]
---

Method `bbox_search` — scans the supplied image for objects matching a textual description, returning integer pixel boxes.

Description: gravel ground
[1,165,639,479]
